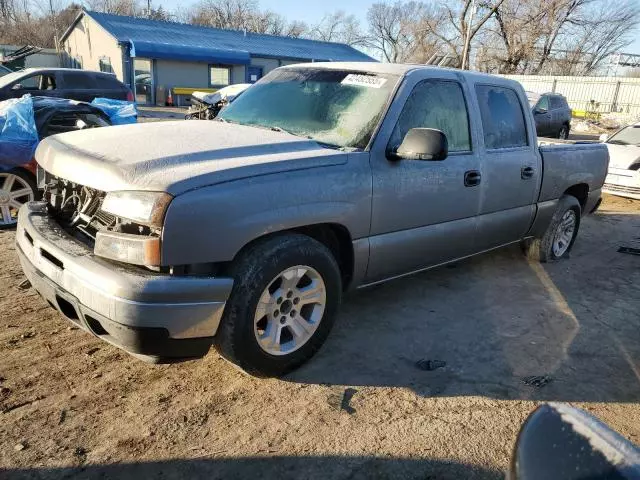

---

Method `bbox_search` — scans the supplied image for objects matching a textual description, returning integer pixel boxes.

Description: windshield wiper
[270,126,298,136]
[258,124,353,151]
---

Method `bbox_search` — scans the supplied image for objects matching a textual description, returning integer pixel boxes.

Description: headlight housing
[101,191,172,227]
[96,191,172,267]
[95,231,161,266]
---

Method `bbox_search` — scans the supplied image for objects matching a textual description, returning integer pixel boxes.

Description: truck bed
[538,142,609,203]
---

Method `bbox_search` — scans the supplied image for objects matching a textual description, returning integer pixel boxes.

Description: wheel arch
[230,223,355,291]
[563,183,589,211]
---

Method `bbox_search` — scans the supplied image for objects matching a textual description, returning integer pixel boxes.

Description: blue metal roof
[85,11,375,63]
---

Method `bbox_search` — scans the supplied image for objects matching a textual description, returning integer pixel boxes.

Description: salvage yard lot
[1,194,639,480]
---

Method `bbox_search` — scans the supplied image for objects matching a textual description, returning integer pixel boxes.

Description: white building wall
[63,15,124,81]
[250,57,280,75]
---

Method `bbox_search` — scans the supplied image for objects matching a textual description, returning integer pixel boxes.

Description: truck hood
[35,121,349,195]
[605,143,640,170]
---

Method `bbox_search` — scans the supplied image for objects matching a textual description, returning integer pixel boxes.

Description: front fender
[161,157,372,266]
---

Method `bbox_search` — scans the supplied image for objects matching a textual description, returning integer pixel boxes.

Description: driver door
[366,74,482,283]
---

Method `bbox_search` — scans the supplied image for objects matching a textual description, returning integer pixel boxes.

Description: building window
[99,57,114,73]
[209,66,230,87]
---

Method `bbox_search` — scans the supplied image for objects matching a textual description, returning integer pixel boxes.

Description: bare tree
[435,0,505,69]
[478,0,640,75]
[559,1,640,75]
[366,1,441,63]
[188,0,306,37]
[308,10,366,46]
[86,0,142,16]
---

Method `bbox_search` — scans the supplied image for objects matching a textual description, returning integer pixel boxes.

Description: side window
[99,57,114,74]
[209,66,231,87]
[64,72,96,89]
[95,75,121,89]
[475,85,528,150]
[390,80,471,152]
[16,75,39,90]
[536,96,549,111]
[14,74,56,90]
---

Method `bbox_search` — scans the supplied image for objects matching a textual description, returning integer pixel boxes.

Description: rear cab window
[475,84,529,150]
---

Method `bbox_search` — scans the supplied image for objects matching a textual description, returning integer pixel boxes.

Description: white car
[601,122,640,200]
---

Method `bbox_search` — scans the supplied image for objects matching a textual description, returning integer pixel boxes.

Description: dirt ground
[0,194,639,480]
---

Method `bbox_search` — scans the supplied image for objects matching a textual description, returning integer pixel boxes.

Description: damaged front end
[43,173,169,269]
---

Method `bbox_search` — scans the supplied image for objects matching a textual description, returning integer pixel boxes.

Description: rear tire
[522,195,581,263]
[558,124,569,140]
[214,233,342,377]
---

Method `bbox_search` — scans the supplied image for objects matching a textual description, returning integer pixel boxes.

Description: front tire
[214,234,342,377]
[0,168,37,230]
[522,195,581,263]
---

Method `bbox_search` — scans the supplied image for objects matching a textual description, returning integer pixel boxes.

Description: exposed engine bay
[43,174,158,244]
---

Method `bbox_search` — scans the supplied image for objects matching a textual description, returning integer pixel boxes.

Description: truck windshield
[607,125,640,146]
[218,68,399,149]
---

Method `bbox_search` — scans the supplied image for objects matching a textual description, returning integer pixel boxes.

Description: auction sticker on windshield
[341,74,387,88]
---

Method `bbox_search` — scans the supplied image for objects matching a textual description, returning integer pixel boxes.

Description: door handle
[464,170,481,187]
[521,166,535,179]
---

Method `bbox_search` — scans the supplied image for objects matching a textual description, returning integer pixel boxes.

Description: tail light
[126,89,134,102]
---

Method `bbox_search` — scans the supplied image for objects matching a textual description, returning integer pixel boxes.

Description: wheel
[558,124,569,140]
[0,169,37,230]
[214,233,342,377]
[522,195,581,263]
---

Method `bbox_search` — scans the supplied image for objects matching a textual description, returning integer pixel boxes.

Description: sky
[159,0,640,55]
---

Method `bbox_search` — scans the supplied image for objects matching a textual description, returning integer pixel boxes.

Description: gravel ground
[0,194,639,480]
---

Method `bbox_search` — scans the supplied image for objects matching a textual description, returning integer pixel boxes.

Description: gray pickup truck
[16,63,608,376]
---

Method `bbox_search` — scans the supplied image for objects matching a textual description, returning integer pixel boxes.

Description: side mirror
[534,107,547,115]
[599,133,609,143]
[390,128,448,161]
[510,403,640,479]
[11,83,22,91]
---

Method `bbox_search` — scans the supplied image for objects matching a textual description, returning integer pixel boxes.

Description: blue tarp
[0,95,38,171]
[91,97,137,125]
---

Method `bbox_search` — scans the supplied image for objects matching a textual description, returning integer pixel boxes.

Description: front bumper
[603,168,640,200]
[16,202,234,362]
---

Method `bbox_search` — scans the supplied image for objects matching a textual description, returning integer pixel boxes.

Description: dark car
[527,92,572,139]
[0,96,111,229]
[0,68,134,103]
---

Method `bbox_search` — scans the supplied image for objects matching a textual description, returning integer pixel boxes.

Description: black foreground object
[510,403,640,480]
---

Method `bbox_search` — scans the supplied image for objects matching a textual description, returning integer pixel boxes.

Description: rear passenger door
[474,84,541,251]
[61,72,98,102]
[367,75,482,283]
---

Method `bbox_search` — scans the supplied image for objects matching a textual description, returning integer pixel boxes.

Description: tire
[214,233,342,377]
[0,168,37,230]
[522,195,581,263]
[558,124,569,140]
